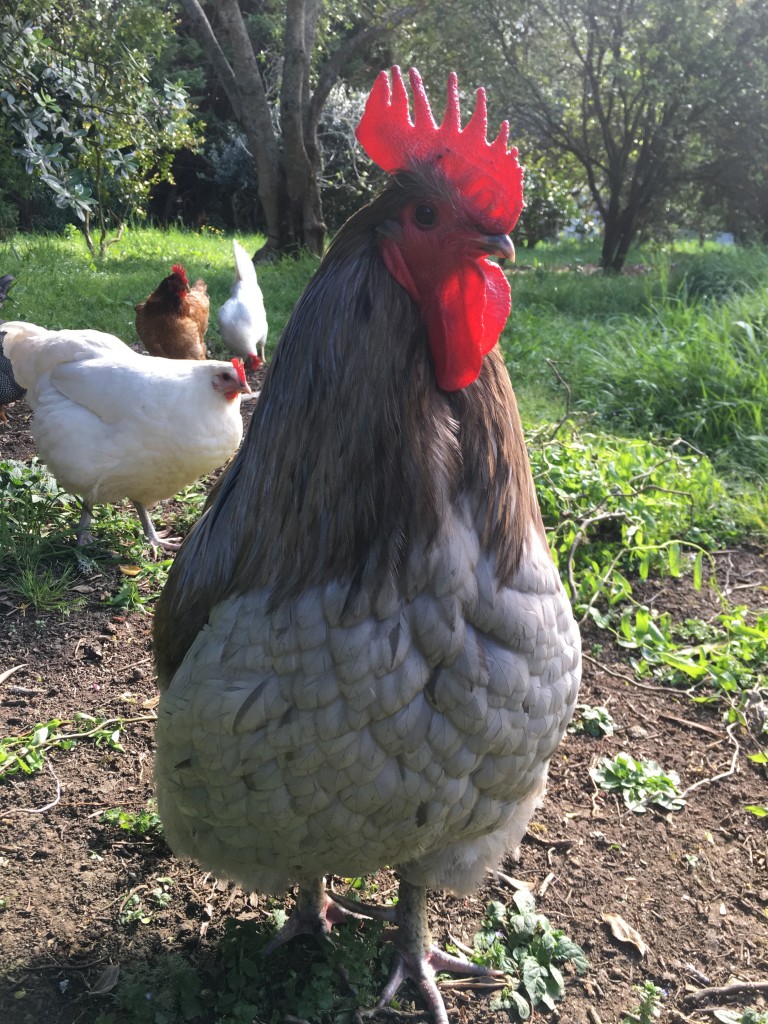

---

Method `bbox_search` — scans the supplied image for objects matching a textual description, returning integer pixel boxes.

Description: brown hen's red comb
[171,263,189,287]
[355,66,523,233]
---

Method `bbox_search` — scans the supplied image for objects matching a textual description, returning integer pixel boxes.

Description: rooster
[218,239,268,370]
[153,68,581,1023]
[2,321,250,551]
[135,264,210,360]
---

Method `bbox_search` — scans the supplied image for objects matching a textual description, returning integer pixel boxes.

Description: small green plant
[93,954,206,1024]
[615,606,768,738]
[119,878,174,926]
[100,805,164,839]
[569,704,616,737]
[106,558,172,612]
[621,980,665,1023]
[713,1010,768,1024]
[590,753,686,813]
[0,712,152,780]
[471,890,589,1018]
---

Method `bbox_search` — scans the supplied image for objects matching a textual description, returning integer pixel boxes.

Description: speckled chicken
[0,329,26,426]
[153,68,581,1023]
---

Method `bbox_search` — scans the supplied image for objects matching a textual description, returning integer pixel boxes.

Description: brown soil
[1,397,767,1024]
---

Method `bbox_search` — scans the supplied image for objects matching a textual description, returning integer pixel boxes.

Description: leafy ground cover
[0,234,766,1024]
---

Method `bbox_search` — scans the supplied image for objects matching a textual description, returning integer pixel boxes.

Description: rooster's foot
[264,877,368,955]
[374,878,504,1024]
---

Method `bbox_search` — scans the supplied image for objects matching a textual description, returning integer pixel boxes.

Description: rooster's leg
[263,876,368,955]
[76,501,96,546]
[375,878,503,1024]
[134,502,181,555]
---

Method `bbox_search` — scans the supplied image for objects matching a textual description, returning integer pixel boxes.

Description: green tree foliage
[416,0,768,270]
[0,1,199,257]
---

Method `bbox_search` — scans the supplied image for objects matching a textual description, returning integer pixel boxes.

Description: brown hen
[135,264,209,359]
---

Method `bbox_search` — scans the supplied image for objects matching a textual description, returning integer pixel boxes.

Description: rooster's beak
[478,233,515,261]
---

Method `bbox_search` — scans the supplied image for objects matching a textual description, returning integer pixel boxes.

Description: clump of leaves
[0,713,124,780]
[615,605,768,743]
[100,805,164,839]
[471,890,589,1018]
[206,913,390,1024]
[621,980,665,1024]
[119,878,174,927]
[591,752,686,813]
[93,952,205,1024]
[569,704,616,737]
[714,1010,768,1024]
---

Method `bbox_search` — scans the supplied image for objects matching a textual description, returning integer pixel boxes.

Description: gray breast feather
[155,519,581,895]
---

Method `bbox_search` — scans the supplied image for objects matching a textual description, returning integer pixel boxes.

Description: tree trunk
[281,0,326,255]
[179,0,428,257]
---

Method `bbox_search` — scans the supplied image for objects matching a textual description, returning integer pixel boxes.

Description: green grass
[0,224,317,360]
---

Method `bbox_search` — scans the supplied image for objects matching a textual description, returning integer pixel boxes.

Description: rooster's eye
[414,204,437,227]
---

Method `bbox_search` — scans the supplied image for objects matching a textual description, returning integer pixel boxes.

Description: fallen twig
[11,761,62,814]
[0,663,27,685]
[685,978,768,1004]
[681,721,740,798]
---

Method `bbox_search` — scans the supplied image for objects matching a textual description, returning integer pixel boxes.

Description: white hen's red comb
[355,66,523,233]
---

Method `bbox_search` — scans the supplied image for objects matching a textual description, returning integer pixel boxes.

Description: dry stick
[685,979,768,1005]
[545,358,573,439]
[680,721,740,798]
[582,652,697,696]
[0,663,27,685]
[12,761,61,814]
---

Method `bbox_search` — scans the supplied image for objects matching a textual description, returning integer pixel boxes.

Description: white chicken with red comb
[153,67,581,1022]
[2,321,250,552]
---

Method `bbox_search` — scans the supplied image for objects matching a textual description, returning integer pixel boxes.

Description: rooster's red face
[356,67,522,392]
[379,188,514,392]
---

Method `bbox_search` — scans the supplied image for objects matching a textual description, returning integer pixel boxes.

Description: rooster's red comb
[355,66,523,233]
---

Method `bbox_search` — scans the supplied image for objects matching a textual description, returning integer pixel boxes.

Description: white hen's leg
[263,876,368,955]
[134,502,180,555]
[378,879,503,1024]
[76,500,95,546]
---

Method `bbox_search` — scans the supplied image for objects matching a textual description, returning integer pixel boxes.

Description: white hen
[2,321,250,550]
[218,240,268,369]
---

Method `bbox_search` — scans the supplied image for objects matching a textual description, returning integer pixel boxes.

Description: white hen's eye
[414,204,437,228]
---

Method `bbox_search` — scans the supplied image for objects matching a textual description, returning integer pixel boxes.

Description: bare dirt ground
[1,398,766,1024]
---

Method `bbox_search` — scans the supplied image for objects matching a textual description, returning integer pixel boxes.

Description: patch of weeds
[615,606,768,739]
[100,805,164,839]
[621,980,665,1023]
[106,558,172,612]
[529,430,727,615]
[0,459,92,612]
[714,1010,768,1024]
[0,712,153,780]
[119,878,174,927]
[173,912,388,1024]
[470,890,588,1018]
[745,804,768,818]
[590,752,686,813]
[569,704,616,737]
[93,953,206,1024]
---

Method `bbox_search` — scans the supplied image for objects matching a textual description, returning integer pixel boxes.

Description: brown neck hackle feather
[153,171,540,686]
